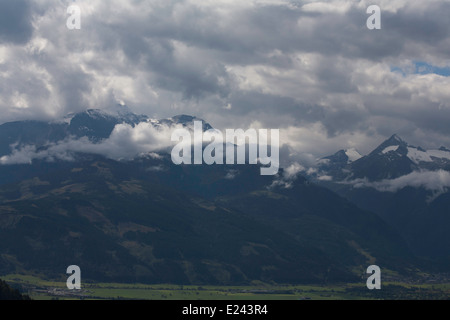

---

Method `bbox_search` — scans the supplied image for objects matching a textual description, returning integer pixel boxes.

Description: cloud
[269,162,305,189]
[345,170,450,193]
[1,0,450,163]
[224,169,239,180]
[0,122,181,165]
[0,0,34,44]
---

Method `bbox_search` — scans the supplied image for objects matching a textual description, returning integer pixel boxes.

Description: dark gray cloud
[0,0,33,44]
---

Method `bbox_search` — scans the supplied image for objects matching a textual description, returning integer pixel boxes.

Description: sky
[1,0,450,164]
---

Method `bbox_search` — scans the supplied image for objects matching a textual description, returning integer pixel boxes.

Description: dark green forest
[0,279,30,300]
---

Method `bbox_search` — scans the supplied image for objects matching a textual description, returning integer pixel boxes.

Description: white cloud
[345,170,450,193]
[318,175,333,181]
[1,0,450,160]
[0,122,182,165]
[269,162,304,189]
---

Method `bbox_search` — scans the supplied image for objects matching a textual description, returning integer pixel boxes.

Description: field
[1,274,449,300]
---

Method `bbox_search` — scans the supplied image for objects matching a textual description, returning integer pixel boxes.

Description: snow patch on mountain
[407,147,433,163]
[382,145,400,154]
[345,148,362,162]
[428,149,450,161]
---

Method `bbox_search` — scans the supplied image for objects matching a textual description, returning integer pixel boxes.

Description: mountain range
[0,107,447,285]
[312,134,450,260]
[316,134,450,181]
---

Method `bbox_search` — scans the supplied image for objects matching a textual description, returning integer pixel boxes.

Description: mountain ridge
[0,107,212,159]
[0,110,446,283]
[316,134,450,182]
[312,134,450,259]
[0,109,423,284]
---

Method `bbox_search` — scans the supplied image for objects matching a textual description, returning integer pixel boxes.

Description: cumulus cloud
[1,0,450,163]
[269,162,305,189]
[0,122,181,165]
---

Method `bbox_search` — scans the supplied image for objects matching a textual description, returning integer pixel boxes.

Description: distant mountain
[322,148,362,165]
[159,114,213,132]
[316,134,450,182]
[0,106,213,158]
[0,107,136,155]
[312,134,450,260]
[64,108,149,141]
[0,110,422,284]
[316,148,362,181]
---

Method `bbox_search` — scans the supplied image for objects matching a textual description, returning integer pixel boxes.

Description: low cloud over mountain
[0,122,174,165]
[346,170,450,194]
[312,134,450,193]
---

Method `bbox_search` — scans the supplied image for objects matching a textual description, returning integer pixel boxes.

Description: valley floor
[2,274,449,300]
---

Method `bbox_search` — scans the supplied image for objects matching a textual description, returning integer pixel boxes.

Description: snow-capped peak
[345,148,362,163]
[390,134,404,144]
[313,134,450,184]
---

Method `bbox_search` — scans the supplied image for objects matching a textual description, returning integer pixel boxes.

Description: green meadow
[2,274,449,300]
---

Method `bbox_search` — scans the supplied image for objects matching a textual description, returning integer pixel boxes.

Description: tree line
[0,279,31,300]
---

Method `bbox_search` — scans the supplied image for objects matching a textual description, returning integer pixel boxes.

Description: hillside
[0,110,435,285]
[0,279,30,300]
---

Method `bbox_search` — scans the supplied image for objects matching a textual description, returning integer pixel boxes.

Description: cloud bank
[1,0,450,163]
[0,122,180,164]
[346,170,450,194]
